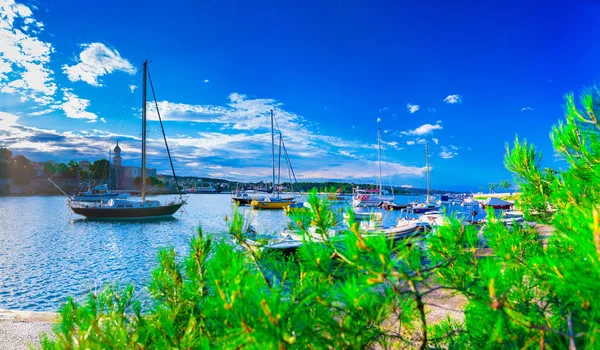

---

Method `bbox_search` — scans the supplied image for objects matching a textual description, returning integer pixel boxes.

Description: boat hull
[71,202,184,219]
[233,197,253,206]
[251,200,295,209]
[410,207,437,214]
[482,204,512,210]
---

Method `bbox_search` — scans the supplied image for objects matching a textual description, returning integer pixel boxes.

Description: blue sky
[1,0,599,191]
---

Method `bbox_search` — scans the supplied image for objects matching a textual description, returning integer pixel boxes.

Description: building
[110,142,156,189]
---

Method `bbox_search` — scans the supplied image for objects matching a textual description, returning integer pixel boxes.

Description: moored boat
[69,60,185,220]
[251,198,296,210]
[73,184,129,202]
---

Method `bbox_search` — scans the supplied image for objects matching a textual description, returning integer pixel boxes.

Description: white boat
[408,142,439,214]
[352,129,395,208]
[359,218,429,240]
[69,60,185,219]
[73,184,129,202]
[461,197,481,207]
[343,209,384,222]
[482,211,526,227]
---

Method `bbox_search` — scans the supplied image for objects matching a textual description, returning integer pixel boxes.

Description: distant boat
[250,110,298,210]
[352,129,395,208]
[73,184,129,202]
[70,61,185,219]
[408,141,439,214]
[184,185,220,194]
[232,189,271,206]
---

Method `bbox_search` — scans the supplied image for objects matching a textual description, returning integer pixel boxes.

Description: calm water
[0,194,481,311]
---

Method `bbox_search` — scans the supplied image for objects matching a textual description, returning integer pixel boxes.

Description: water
[0,194,294,311]
[0,194,485,311]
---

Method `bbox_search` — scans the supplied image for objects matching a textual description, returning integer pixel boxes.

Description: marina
[0,192,501,311]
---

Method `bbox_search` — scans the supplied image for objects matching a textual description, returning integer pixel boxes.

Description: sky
[1,0,599,191]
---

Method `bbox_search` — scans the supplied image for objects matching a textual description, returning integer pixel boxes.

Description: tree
[41,86,600,349]
[11,154,35,184]
[134,176,141,187]
[0,148,13,178]
[0,148,12,162]
[499,179,511,191]
[488,182,497,193]
[146,176,161,186]
[90,159,109,180]
[43,162,57,177]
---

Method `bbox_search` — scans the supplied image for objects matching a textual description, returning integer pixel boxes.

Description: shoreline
[0,309,57,350]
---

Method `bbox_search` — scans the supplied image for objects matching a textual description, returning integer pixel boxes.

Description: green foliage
[90,159,109,180]
[42,86,600,349]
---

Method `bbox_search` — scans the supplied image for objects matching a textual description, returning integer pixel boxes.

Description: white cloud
[29,108,53,116]
[432,138,439,145]
[440,145,458,159]
[406,140,415,145]
[376,117,381,123]
[521,107,534,112]
[378,107,388,113]
[407,103,419,114]
[400,184,413,188]
[401,123,442,136]
[203,79,209,83]
[0,0,57,100]
[129,84,137,93]
[60,90,98,122]
[443,94,462,104]
[428,107,436,113]
[62,43,136,86]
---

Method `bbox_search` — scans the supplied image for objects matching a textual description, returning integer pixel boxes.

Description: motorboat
[73,184,129,202]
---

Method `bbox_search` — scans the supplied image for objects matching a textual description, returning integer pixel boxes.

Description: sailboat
[351,129,395,208]
[250,110,296,210]
[69,60,185,219]
[409,141,438,214]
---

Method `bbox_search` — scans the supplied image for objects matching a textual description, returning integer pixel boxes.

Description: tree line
[0,148,110,184]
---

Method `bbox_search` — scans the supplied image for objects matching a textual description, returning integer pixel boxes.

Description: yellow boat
[251,199,296,210]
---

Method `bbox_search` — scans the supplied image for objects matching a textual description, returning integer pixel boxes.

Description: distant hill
[160,174,462,194]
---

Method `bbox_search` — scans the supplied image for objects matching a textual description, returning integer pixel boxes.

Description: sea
[0,193,484,311]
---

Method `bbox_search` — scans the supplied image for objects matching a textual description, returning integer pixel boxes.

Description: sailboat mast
[141,60,147,201]
[378,128,383,197]
[426,141,430,204]
[271,109,275,194]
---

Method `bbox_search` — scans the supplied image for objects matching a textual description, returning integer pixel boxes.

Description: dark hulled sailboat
[70,61,185,219]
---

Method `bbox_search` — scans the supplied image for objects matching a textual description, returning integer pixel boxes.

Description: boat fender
[471,210,478,216]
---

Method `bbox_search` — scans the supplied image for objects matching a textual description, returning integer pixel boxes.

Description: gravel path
[0,310,56,350]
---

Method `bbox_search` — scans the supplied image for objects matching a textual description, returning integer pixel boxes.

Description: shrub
[42,86,600,349]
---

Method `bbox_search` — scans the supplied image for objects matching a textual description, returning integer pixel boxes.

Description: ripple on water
[0,194,294,310]
[0,194,485,311]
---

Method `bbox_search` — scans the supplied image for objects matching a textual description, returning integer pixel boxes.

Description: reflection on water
[0,193,485,311]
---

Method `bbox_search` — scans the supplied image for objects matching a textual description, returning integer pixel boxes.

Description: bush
[42,87,600,349]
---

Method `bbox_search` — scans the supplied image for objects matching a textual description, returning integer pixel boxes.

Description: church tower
[114,141,122,167]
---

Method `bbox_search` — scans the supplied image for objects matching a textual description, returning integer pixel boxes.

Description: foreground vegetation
[41,87,600,349]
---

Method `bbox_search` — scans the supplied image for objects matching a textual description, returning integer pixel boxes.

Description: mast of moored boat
[426,141,430,205]
[377,128,383,198]
[141,60,147,202]
[271,109,276,196]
